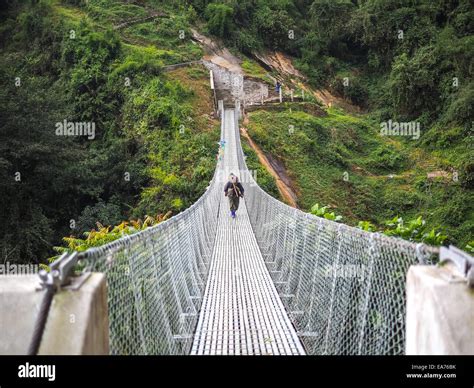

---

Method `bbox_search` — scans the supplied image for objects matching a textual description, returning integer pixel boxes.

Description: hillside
[0,0,472,264]
[189,0,474,247]
[244,106,472,246]
[0,0,219,263]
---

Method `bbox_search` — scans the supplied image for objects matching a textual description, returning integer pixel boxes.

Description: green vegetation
[383,216,447,245]
[204,3,234,38]
[310,203,342,222]
[1,0,472,263]
[0,0,218,264]
[466,241,474,254]
[52,212,171,259]
[246,108,472,247]
[239,57,274,84]
[311,205,446,245]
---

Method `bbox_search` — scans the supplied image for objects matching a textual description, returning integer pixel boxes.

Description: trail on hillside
[240,127,299,208]
[191,29,243,73]
[192,29,274,106]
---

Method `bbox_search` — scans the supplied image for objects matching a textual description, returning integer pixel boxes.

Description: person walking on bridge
[224,173,244,219]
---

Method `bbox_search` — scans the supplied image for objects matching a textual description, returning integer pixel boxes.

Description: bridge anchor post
[406,246,474,355]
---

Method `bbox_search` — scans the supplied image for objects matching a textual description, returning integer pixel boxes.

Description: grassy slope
[246,107,473,247]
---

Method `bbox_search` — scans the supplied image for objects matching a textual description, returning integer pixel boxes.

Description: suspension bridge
[28,100,460,356]
[191,109,304,355]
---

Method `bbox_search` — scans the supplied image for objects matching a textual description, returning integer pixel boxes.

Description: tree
[205,3,234,38]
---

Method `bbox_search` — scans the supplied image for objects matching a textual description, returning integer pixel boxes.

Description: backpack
[227,182,241,198]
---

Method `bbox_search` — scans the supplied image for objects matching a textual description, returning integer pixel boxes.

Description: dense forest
[0,0,219,263]
[0,0,472,264]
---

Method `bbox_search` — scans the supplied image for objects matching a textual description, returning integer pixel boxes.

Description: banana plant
[465,241,474,254]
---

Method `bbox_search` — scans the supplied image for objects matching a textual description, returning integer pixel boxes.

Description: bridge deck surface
[191,109,305,355]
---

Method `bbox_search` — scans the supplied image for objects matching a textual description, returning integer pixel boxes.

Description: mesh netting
[77,180,221,354]
[233,108,439,355]
[72,117,227,355]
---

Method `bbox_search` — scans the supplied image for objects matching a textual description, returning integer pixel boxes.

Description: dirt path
[191,29,243,74]
[240,127,299,208]
[252,51,361,112]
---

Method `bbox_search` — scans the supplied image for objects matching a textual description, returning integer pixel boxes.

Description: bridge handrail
[232,108,439,259]
[49,108,227,355]
[232,107,443,355]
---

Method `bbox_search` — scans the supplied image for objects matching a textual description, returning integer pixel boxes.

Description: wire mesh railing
[64,111,228,355]
[76,181,221,354]
[233,107,440,355]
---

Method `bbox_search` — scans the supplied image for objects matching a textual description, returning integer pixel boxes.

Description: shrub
[204,3,234,38]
